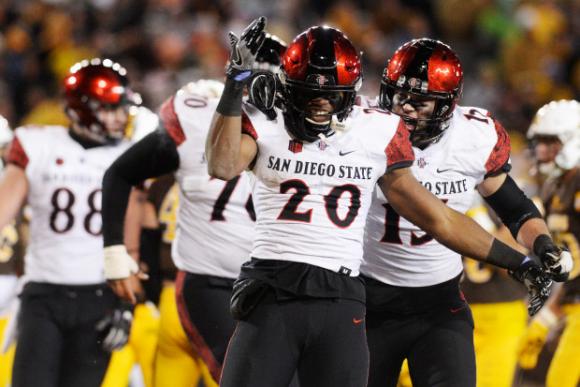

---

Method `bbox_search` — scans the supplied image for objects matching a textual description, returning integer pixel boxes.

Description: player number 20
[277,180,361,228]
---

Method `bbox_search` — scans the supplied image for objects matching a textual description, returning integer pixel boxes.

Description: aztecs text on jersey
[159,83,255,279]
[543,168,580,302]
[240,102,414,276]
[362,103,511,286]
[7,129,138,284]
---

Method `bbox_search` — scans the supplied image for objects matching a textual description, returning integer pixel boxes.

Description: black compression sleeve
[102,128,180,247]
[483,175,542,239]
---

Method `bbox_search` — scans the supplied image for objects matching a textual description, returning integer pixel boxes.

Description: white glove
[104,245,140,280]
[534,235,574,282]
[544,249,574,278]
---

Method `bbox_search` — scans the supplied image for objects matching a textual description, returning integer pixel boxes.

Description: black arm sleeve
[102,128,180,247]
[483,175,542,239]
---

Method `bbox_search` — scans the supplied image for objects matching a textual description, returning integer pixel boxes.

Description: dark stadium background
[0,0,578,138]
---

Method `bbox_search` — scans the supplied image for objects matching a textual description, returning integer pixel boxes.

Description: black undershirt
[102,128,180,247]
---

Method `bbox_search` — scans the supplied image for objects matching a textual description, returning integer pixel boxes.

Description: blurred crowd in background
[0,0,578,139]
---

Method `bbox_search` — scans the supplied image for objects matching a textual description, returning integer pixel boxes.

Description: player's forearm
[206,113,243,180]
[435,208,495,260]
[435,207,529,270]
[0,165,28,230]
[517,218,551,252]
[206,76,248,180]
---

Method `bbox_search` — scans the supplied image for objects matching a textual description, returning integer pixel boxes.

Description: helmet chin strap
[305,117,331,126]
[305,113,335,140]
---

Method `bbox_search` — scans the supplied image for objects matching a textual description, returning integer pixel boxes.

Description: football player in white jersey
[360,39,573,387]
[204,18,554,387]
[101,35,288,385]
[0,59,157,387]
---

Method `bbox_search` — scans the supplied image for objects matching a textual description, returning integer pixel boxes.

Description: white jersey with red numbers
[361,102,511,287]
[240,102,414,276]
[160,80,256,279]
[6,108,157,285]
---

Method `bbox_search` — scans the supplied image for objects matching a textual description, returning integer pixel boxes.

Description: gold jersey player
[140,174,215,387]
[517,99,580,387]
[205,18,554,387]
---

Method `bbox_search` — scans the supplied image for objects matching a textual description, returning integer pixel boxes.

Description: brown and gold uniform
[146,174,215,387]
[541,168,580,387]
[461,205,528,387]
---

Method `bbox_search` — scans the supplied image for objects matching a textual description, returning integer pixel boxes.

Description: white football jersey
[7,108,157,285]
[362,103,511,286]
[159,82,255,279]
[241,103,414,276]
[8,137,122,284]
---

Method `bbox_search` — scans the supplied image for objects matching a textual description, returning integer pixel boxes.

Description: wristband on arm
[216,78,246,116]
[485,238,527,270]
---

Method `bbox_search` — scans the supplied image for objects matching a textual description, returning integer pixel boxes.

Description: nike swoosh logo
[450,305,467,313]
[352,317,364,325]
[436,168,453,173]
[339,150,356,156]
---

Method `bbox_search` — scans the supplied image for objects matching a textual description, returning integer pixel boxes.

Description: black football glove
[226,16,267,82]
[509,258,553,316]
[533,235,573,282]
[96,302,133,352]
[248,71,278,120]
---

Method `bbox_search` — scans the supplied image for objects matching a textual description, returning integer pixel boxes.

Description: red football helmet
[64,58,137,145]
[379,38,463,147]
[278,26,362,142]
